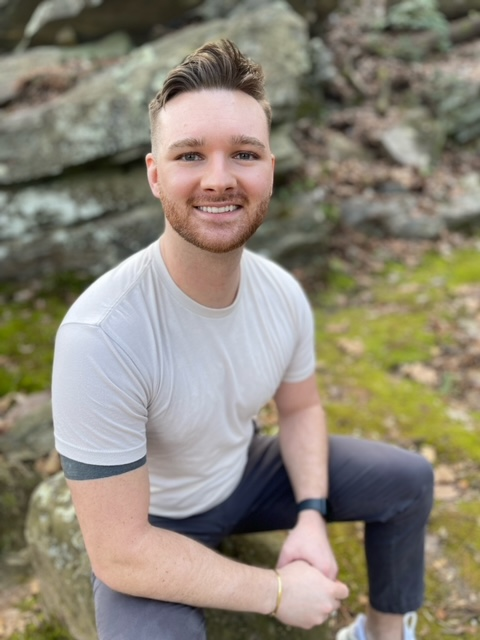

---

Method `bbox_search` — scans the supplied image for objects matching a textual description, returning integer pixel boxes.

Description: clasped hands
[272,510,349,629]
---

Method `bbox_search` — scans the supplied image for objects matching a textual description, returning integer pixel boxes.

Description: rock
[322,129,372,163]
[0,203,163,280]
[0,2,310,185]
[0,166,151,242]
[0,31,133,106]
[22,0,107,43]
[2,0,480,283]
[250,187,330,270]
[437,173,480,231]
[340,194,445,239]
[0,392,54,552]
[0,456,40,551]
[425,73,480,144]
[0,0,203,50]
[0,397,53,461]
[270,123,305,176]
[25,472,96,640]
[1,0,338,51]
[26,472,331,639]
[0,0,316,281]
[380,125,431,170]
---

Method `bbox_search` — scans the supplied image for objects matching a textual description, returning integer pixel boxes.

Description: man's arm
[274,374,338,579]
[67,462,347,628]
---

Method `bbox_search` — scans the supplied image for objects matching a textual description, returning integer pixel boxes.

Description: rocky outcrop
[0,0,202,50]
[0,4,309,184]
[3,0,480,282]
[1,0,324,281]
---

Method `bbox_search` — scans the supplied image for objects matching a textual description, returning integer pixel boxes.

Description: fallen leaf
[337,337,366,357]
[400,363,439,386]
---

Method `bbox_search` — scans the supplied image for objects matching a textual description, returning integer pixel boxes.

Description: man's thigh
[231,433,431,531]
[92,574,207,640]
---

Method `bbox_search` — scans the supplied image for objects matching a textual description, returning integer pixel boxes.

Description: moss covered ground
[311,237,480,638]
[1,236,479,638]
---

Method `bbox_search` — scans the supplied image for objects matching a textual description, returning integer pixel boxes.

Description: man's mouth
[196,205,240,214]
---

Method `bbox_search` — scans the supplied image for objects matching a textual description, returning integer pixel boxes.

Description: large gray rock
[0,1,310,185]
[0,202,163,280]
[0,0,316,281]
[0,166,150,242]
[0,0,202,50]
[0,31,133,105]
[0,392,54,552]
[340,194,445,240]
[25,472,96,640]
[0,0,339,51]
[26,472,331,639]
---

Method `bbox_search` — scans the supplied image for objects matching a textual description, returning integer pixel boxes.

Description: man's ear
[270,154,276,195]
[145,153,160,198]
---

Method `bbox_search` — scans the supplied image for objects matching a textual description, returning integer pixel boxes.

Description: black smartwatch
[297,498,329,517]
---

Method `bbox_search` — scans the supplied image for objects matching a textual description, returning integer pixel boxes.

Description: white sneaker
[336,612,418,640]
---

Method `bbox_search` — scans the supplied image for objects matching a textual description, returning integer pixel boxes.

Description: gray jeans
[92,434,434,639]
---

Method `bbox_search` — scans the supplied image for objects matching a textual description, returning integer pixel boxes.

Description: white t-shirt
[52,240,315,517]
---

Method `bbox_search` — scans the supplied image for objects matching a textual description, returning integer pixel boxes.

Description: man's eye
[180,153,201,161]
[235,151,258,160]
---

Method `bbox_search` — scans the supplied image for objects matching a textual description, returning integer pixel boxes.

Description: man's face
[146,89,275,253]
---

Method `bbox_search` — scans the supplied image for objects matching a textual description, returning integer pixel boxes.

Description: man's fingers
[334,580,349,600]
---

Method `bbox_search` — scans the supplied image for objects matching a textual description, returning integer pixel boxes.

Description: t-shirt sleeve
[52,322,149,467]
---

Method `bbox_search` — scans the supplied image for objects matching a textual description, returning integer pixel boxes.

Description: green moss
[317,307,437,368]
[329,522,368,607]
[430,503,480,593]
[8,620,72,640]
[378,246,480,293]
[0,273,91,395]
[313,244,480,465]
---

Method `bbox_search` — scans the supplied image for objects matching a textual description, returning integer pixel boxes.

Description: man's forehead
[153,89,270,147]
[158,89,267,124]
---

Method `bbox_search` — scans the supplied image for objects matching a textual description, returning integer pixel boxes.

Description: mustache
[188,193,248,205]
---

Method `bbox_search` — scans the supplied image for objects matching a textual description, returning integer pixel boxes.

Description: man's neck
[159,232,243,309]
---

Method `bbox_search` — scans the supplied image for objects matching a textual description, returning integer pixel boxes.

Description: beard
[158,189,271,254]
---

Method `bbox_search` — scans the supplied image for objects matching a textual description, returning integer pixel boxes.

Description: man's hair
[148,39,272,135]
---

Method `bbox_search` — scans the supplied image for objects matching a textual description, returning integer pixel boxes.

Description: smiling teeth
[198,205,238,213]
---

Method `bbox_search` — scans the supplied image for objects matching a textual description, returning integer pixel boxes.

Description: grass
[2,240,480,638]
[315,240,480,638]
[0,274,92,396]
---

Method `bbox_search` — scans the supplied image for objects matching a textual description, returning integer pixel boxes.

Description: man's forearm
[278,402,329,503]
[95,524,278,614]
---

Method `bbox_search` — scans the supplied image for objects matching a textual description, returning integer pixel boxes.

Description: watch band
[297,498,329,516]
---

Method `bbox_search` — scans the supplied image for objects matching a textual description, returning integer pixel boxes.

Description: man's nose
[200,156,237,191]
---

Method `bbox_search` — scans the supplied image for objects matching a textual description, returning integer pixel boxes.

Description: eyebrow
[231,135,266,150]
[168,135,266,151]
[168,137,204,150]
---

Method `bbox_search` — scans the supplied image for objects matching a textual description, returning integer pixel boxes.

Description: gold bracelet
[270,569,283,617]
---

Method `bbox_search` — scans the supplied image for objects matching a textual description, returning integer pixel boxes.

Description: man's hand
[274,560,348,629]
[276,510,338,580]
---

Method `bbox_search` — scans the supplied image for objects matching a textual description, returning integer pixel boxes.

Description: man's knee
[411,452,434,517]
[391,450,434,525]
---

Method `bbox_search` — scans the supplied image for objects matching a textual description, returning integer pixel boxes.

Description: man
[52,40,434,640]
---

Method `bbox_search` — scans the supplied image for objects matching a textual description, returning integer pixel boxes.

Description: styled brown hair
[148,39,272,135]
